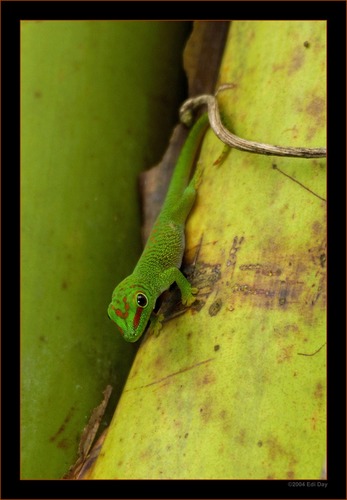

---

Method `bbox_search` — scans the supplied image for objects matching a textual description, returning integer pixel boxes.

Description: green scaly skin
[108,113,209,342]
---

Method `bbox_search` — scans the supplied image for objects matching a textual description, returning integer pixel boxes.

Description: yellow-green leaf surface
[88,21,326,479]
[21,20,191,479]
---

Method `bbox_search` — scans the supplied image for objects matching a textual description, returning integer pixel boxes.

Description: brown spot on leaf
[308,244,327,268]
[208,298,223,316]
[265,441,299,477]
[306,96,325,118]
[277,344,295,364]
[235,428,247,446]
[319,254,326,268]
[153,355,165,371]
[50,407,76,443]
[305,96,326,139]
[309,413,319,431]
[197,372,216,388]
[199,404,212,423]
[312,220,323,235]
[314,382,324,400]
[288,50,304,75]
[202,372,215,385]
[57,438,70,449]
[272,63,285,72]
[219,409,227,419]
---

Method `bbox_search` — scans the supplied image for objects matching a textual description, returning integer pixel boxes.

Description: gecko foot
[181,287,199,307]
[150,313,164,337]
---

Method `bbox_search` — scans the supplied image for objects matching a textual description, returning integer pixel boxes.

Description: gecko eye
[136,293,148,308]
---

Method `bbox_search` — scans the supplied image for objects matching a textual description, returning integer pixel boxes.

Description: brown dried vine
[179,90,326,159]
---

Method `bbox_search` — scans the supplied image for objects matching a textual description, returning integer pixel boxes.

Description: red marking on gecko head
[112,296,130,319]
[133,306,144,329]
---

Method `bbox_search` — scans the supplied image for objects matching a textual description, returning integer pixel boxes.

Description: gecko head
[108,277,155,343]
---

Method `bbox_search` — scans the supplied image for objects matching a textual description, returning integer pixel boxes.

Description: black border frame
[1,2,346,499]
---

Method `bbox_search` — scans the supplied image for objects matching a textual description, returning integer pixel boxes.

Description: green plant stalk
[21,20,190,479]
[88,20,326,479]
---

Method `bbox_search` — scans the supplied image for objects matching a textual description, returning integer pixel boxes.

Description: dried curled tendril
[179,88,326,159]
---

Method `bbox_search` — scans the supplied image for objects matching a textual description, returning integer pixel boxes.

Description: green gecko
[108,113,209,342]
